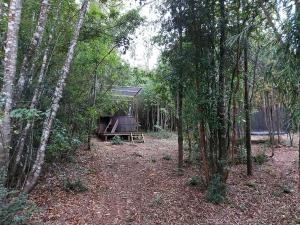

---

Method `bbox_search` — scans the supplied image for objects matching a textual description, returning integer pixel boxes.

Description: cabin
[97,86,144,143]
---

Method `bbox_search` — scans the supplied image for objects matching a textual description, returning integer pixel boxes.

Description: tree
[0,0,23,169]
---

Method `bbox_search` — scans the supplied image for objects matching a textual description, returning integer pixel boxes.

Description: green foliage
[111,135,123,145]
[205,174,227,204]
[10,108,42,120]
[253,152,268,165]
[150,193,162,206]
[187,176,202,186]
[63,178,88,193]
[0,171,33,225]
[233,147,247,165]
[46,121,81,163]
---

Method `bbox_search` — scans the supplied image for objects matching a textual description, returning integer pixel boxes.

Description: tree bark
[14,0,49,102]
[177,86,184,170]
[217,0,228,181]
[0,0,23,169]
[244,39,252,176]
[23,0,89,193]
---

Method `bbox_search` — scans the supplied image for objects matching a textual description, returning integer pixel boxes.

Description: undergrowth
[0,171,34,225]
[111,135,123,145]
[205,174,227,204]
[148,126,173,139]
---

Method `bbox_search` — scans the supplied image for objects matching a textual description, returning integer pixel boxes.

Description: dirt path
[30,136,299,225]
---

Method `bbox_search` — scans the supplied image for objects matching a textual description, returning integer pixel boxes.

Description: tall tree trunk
[244,39,252,176]
[23,0,89,193]
[0,0,23,169]
[217,0,228,181]
[14,0,49,102]
[276,103,281,144]
[177,88,184,170]
[156,102,160,130]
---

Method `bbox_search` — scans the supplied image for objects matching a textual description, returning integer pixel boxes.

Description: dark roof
[111,86,142,98]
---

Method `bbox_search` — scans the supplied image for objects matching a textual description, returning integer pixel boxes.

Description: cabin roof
[111,86,142,98]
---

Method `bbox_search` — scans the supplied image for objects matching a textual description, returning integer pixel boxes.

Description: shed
[97,86,144,143]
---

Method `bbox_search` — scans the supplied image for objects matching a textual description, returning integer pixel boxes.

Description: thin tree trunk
[217,0,228,181]
[276,103,281,144]
[244,39,252,176]
[15,0,49,102]
[157,102,160,129]
[0,0,23,169]
[177,87,184,170]
[23,0,89,193]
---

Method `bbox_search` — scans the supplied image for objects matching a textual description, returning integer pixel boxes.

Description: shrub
[46,122,81,163]
[205,174,226,204]
[254,152,268,165]
[162,155,172,161]
[0,171,33,225]
[281,184,292,194]
[63,178,88,193]
[187,176,202,186]
[111,135,123,145]
[232,147,247,165]
[150,193,162,206]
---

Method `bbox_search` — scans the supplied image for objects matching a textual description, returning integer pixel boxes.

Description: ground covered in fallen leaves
[30,135,299,225]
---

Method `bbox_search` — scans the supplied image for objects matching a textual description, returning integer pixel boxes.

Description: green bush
[187,176,202,186]
[0,171,33,225]
[46,122,81,163]
[111,135,123,145]
[63,178,88,193]
[254,152,268,165]
[205,174,226,204]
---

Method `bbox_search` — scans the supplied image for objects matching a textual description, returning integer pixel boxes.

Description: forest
[0,0,299,224]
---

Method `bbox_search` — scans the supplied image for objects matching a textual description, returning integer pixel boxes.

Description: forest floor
[30,134,299,225]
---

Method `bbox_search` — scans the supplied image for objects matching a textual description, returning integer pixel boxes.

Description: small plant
[205,174,226,204]
[151,193,162,206]
[63,178,88,193]
[254,152,268,165]
[281,184,292,194]
[245,180,256,189]
[150,157,157,163]
[162,155,172,161]
[111,135,123,145]
[233,147,247,165]
[187,176,202,186]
